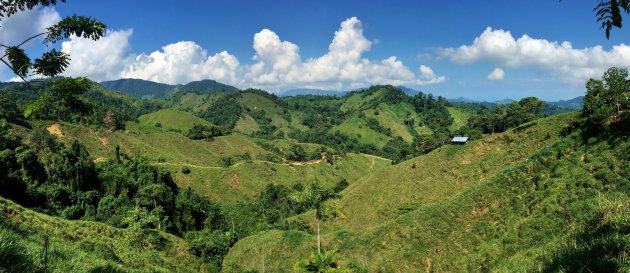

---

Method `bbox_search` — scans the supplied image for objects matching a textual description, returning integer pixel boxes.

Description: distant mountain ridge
[548,96,584,109]
[99,78,239,98]
[279,88,348,97]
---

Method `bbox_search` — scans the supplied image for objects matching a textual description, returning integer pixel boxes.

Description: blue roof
[452,136,469,142]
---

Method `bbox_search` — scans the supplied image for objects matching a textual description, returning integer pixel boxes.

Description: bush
[220,156,234,168]
[181,166,191,174]
[187,124,227,140]
[333,178,349,193]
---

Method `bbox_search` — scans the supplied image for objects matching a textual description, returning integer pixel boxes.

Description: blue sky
[6,0,630,100]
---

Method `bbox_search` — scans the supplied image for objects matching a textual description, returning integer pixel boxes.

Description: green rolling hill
[222,112,629,272]
[3,73,627,273]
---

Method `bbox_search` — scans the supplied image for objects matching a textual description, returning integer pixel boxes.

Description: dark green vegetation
[592,0,630,38]
[0,67,628,272]
[100,78,239,98]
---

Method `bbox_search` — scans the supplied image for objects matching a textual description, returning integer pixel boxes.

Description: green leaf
[45,15,106,44]
[0,0,65,20]
[593,0,630,39]
[4,46,31,77]
[33,49,69,77]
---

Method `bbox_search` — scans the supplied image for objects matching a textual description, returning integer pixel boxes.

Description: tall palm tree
[290,182,339,254]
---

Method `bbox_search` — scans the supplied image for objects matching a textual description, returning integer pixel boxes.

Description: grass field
[163,153,391,202]
[166,92,223,113]
[331,114,391,148]
[222,113,599,272]
[137,108,214,133]
[448,106,474,131]
[53,122,272,167]
[233,114,260,135]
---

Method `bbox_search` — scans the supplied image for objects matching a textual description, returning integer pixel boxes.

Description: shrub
[220,156,234,168]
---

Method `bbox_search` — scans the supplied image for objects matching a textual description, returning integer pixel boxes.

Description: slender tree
[290,183,340,254]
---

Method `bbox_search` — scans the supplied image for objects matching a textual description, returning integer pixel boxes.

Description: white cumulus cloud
[487,68,505,80]
[0,7,61,45]
[62,29,134,81]
[419,65,446,84]
[121,41,241,85]
[441,27,630,83]
[59,17,444,91]
[246,17,442,90]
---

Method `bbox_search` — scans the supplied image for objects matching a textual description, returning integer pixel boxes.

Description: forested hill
[0,68,627,272]
[99,78,174,98]
[100,78,239,98]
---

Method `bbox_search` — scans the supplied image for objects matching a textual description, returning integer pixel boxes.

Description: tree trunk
[317,218,321,254]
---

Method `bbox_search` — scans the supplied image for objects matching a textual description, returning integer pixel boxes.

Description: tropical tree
[294,249,349,273]
[518,97,544,122]
[0,0,106,83]
[583,67,630,128]
[290,183,340,254]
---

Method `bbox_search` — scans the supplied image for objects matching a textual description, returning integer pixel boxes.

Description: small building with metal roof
[451,136,469,144]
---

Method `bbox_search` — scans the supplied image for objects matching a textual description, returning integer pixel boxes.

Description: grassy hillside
[221,113,627,272]
[162,153,391,202]
[448,106,473,131]
[326,113,575,232]
[331,114,391,148]
[137,108,214,133]
[20,121,390,203]
[0,197,205,272]
[165,92,225,113]
[49,122,272,167]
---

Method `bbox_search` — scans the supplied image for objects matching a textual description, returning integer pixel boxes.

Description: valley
[0,2,628,272]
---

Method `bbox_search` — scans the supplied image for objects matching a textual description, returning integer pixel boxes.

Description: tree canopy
[583,67,630,129]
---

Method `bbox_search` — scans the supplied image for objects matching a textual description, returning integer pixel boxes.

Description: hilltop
[100,78,239,98]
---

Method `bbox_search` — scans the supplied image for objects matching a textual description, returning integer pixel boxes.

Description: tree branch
[17,31,50,47]
[0,57,35,90]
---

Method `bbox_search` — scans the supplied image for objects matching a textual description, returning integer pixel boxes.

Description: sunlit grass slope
[160,153,390,202]
[137,108,214,133]
[56,122,272,167]
[25,121,390,203]
[330,114,391,148]
[448,106,474,131]
[0,197,204,272]
[329,114,576,232]
[222,113,626,272]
